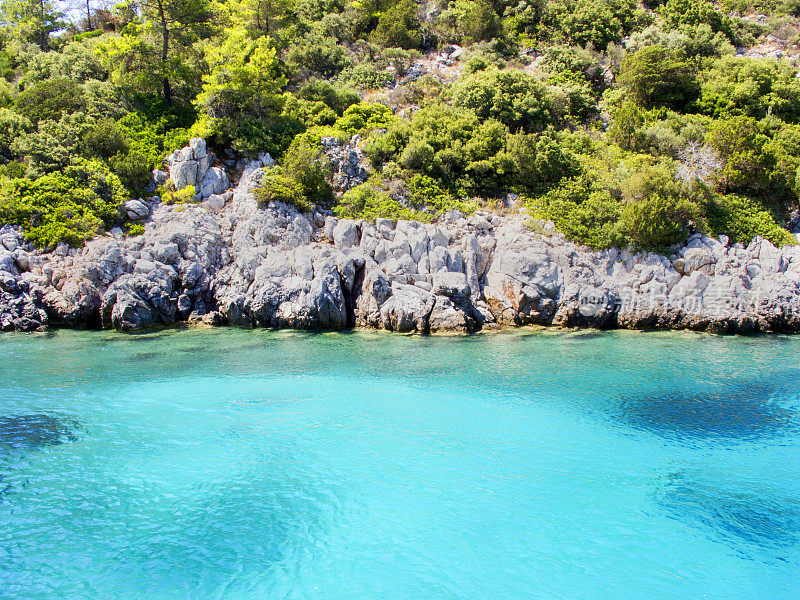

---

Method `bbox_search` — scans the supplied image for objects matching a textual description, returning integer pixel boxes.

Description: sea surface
[0,327,799,599]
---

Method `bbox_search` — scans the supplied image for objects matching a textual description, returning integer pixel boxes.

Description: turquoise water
[1,328,799,599]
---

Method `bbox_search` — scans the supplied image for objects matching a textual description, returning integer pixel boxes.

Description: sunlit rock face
[9,141,800,334]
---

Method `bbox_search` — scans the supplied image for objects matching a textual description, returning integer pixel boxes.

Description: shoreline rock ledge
[3,160,800,335]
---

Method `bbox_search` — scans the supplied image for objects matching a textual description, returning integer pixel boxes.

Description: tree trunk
[38,0,47,51]
[86,0,93,31]
[157,0,171,104]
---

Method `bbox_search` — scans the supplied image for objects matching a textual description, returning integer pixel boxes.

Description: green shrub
[160,184,198,205]
[11,112,94,175]
[125,222,145,236]
[529,176,624,249]
[618,45,700,110]
[15,78,85,124]
[335,181,423,221]
[705,115,794,203]
[297,80,361,116]
[697,56,800,122]
[449,67,554,132]
[0,159,126,247]
[542,0,639,49]
[335,62,394,90]
[110,152,152,191]
[438,0,503,45]
[702,193,796,246]
[334,102,394,134]
[618,192,696,251]
[287,34,353,78]
[608,102,646,151]
[0,161,26,179]
[0,108,32,161]
[255,171,312,212]
[282,134,334,206]
[369,0,421,49]
[82,118,130,159]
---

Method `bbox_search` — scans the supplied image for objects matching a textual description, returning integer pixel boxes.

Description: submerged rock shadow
[613,382,797,441]
[656,472,800,556]
[0,413,80,452]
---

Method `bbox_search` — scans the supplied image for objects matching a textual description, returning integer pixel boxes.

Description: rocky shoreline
[3,141,800,335]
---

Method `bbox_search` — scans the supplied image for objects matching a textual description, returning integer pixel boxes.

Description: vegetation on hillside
[0,0,799,251]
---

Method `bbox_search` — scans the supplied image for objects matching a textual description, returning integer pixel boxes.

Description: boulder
[124,199,150,221]
[432,271,470,299]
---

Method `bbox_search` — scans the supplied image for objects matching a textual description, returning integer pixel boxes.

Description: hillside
[2,0,800,253]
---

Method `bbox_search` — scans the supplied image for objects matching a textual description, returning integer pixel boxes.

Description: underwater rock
[0,413,79,451]
[656,472,800,552]
[614,384,796,440]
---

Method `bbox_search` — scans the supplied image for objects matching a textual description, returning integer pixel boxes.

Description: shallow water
[0,327,799,599]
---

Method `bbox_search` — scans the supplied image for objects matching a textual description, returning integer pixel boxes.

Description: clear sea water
[0,327,799,600]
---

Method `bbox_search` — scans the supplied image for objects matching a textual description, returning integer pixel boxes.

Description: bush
[254,171,311,212]
[125,222,145,236]
[618,45,700,110]
[297,80,361,116]
[697,56,800,122]
[282,134,334,206]
[438,0,503,45]
[618,157,698,246]
[334,102,394,134]
[529,176,625,249]
[530,155,697,251]
[702,193,796,246]
[82,118,129,159]
[0,108,32,161]
[608,102,646,151]
[705,115,790,201]
[11,112,94,175]
[0,159,126,247]
[449,67,554,132]
[287,34,353,78]
[15,77,85,124]
[335,62,394,90]
[110,152,152,191]
[369,0,421,49]
[542,0,639,49]
[335,181,422,221]
[160,184,197,205]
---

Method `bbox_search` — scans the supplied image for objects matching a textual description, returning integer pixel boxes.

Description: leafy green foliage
[196,29,293,156]
[0,159,125,247]
[438,0,503,46]
[281,132,333,206]
[449,67,554,132]
[335,180,421,221]
[159,183,197,205]
[702,193,796,247]
[0,0,797,253]
[698,56,800,122]
[15,78,85,124]
[0,107,31,161]
[542,0,639,49]
[369,0,421,49]
[334,102,393,134]
[254,170,311,211]
[82,118,129,159]
[618,45,699,110]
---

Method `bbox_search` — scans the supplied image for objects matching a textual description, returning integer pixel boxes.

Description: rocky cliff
[3,143,800,335]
